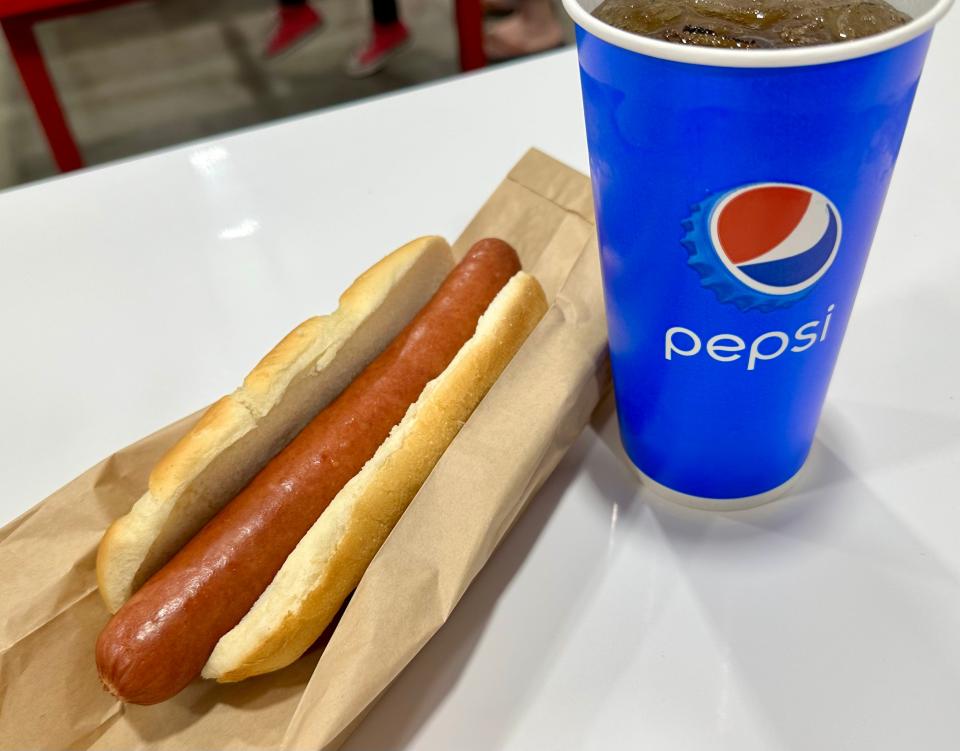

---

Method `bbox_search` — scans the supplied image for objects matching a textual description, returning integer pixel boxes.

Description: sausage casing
[96,239,521,704]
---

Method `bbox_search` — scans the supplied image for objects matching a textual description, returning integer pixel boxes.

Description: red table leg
[455,0,486,71]
[2,15,84,172]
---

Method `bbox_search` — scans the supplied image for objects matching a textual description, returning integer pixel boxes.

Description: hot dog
[95,237,547,704]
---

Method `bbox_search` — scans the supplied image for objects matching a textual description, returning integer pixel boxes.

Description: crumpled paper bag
[0,149,609,751]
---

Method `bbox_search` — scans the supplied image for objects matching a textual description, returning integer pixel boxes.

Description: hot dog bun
[204,271,547,682]
[97,237,455,613]
[95,238,547,703]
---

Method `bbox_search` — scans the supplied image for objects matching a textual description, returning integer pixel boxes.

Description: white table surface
[3,19,960,749]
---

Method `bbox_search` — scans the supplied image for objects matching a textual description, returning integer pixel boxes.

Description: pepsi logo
[709,183,841,296]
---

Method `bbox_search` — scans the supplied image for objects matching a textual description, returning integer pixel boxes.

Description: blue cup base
[634,461,806,511]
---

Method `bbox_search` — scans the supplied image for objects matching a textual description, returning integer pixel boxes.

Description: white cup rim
[562,0,955,68]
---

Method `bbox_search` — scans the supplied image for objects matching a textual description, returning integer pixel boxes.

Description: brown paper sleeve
[0,149,609,751]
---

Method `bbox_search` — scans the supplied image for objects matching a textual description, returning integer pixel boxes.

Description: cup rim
[562,0,954,68]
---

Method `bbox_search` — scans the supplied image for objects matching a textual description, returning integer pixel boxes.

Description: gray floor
[0,0,474,190]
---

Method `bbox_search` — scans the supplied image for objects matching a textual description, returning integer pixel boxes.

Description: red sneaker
[265,4,324,59]
[345,22,411,78]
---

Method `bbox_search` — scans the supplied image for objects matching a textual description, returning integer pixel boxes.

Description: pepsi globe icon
[685,183,842,311]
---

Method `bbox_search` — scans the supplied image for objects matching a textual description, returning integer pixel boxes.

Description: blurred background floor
[0,0,570,191]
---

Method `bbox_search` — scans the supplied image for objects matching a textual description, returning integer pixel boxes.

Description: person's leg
[483,0,517,15]
[265,0,324,58]
[371,0,399,25]
[345,0,411,77]
[484,0,564,60]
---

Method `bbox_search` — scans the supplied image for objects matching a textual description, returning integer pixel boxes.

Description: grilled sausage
[96,239,521,704]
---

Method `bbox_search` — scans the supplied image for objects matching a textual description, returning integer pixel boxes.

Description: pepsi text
[665,304,836,370]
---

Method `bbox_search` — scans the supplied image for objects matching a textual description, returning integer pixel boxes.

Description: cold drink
[592,0,910,47]
[562,0,953,507]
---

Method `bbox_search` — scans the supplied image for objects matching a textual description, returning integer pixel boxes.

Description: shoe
[345,22,411,77]
[483,11,565,61]
[265,4,324,59]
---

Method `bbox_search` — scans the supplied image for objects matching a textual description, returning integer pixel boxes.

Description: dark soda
[592,0,911,47]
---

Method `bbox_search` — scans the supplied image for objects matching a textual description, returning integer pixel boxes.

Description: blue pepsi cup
[562,0,953,508]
